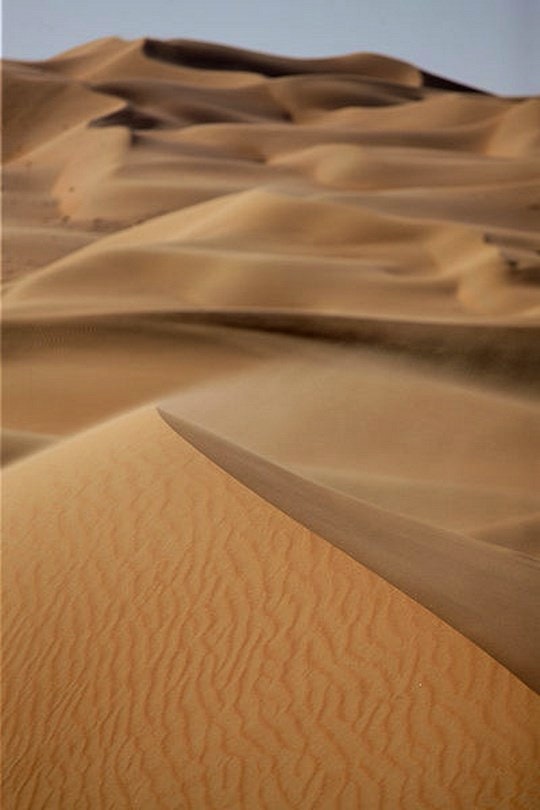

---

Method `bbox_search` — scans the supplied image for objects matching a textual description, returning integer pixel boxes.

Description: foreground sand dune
[3,36,540,807]
[4,409,539,809]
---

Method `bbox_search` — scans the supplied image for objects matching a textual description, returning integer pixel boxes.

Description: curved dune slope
[4,408,539,809]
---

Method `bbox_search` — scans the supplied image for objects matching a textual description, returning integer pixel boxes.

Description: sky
[2,0,539,95]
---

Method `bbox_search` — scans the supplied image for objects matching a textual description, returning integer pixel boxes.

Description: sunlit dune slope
[4,408,539,809]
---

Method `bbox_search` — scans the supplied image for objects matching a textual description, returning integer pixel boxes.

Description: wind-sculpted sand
[3,37,540,808]
[4,409,540,809]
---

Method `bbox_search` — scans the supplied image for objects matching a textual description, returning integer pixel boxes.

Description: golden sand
[4,409,539,808]
[3,38,540,808]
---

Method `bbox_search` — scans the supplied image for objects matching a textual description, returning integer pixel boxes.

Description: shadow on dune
[142,38,487,94]
[158,409,540,694]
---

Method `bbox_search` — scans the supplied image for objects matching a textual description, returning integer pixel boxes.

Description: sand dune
[4,409,539,808]
[3,36,540,807]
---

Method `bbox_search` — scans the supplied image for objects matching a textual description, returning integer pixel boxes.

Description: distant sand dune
[3,37,539,808]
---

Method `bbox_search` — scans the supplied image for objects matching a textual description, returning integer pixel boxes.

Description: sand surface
[3,37,540,807]
[4,408,540,808]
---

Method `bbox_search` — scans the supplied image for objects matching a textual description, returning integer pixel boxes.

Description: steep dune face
[3,37,540,807]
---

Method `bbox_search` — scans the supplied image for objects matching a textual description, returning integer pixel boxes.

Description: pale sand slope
[4,408,539,809]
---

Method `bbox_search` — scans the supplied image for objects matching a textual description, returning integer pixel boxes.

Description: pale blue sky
[3,0,538,95]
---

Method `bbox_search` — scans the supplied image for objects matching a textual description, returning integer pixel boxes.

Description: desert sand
[3,37,540,808]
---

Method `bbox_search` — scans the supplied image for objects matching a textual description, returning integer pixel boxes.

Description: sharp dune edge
[158,410,540,693]
[3,36,540,808]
